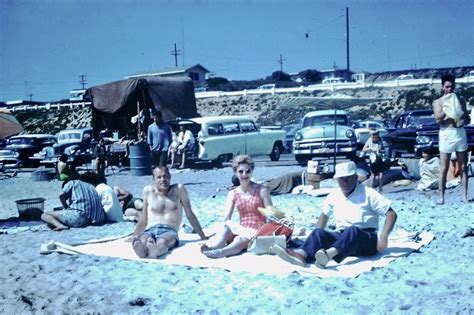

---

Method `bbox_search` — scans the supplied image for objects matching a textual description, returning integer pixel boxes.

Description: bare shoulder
[143,185,154,196]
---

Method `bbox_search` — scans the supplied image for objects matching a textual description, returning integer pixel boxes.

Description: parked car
[396,74,414,81]
[293,110,358,165]
[0,138,6,149]
[358,119,389,141]
[169,116,286,166]
[322,77,345,84]
[257,84,276,90]
[0,134,57,167]
[50,127,95,165]
[385,109,474,157]
[282,123,301,153]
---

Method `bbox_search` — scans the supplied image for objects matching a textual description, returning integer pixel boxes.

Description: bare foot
[132,239,148,258]
[146,238,161,259]
[202,248,226,259]
[53,225,69,231]
[200,244,216,252]
[436,199,445,205]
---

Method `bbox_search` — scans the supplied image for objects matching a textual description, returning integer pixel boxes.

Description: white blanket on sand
[44,228,434,278]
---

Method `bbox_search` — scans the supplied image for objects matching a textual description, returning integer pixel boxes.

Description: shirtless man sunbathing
[130,166,207,258]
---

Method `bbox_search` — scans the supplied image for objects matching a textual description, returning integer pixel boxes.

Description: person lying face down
[130,166,208,259]
[272,161,397,268]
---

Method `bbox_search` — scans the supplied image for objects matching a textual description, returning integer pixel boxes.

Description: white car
[170,116,286,166]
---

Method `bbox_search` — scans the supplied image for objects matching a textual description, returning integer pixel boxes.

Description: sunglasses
[237,169,252,174]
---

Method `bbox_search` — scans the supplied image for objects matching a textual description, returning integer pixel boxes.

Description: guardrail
[6,102,92,112]
[196,77,474,99]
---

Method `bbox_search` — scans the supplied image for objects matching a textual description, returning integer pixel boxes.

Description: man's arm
[132,187,150,237]
[433,99,447,123]
[315,213,329,229]
[377,209,397,252]
[59,192,69,209]
[179,184,207,240]
[147,126,153,147]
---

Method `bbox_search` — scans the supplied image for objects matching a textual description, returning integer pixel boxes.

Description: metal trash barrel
[129,142,152,176]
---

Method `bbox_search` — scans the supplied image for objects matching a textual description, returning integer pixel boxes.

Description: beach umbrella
[0,109,23,138]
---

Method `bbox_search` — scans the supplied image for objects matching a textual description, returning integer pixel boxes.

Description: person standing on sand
[41,178,106,231]
[201,155,273,259]
[130,166,208,259]
[272,161,397,268]
[433,74,470,204]
[147,111,172,168]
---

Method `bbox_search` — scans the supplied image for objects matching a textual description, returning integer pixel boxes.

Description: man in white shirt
[176,124,195,169]
[273,161,397,268]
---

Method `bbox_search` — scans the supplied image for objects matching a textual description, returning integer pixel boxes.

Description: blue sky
[1,0,473,101]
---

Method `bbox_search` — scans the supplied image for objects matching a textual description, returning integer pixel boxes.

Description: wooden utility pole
[171,43,181,67]
[79,75,87,89]
[346,7,350,82]
[277,54,286,72]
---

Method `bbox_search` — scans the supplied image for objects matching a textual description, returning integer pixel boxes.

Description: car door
[240,120,262,155]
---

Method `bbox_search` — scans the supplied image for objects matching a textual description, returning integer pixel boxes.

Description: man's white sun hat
[333,161,357,178]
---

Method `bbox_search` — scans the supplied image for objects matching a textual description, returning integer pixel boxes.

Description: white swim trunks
[438,127,468,153]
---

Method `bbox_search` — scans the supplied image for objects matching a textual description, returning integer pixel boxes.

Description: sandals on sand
[315,249,330,268]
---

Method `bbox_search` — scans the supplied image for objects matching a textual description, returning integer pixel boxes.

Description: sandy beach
[0,156,473,314]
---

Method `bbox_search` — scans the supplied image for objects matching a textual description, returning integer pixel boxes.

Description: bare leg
[180,151,186,168]
[456,150,469,202]
[202,224,234,250]
[41,211,69,231]
[378,172,384,193]
[132,235,150,258]
[438,152,450,204]
[202,236,250,259]
[146,236,175,258]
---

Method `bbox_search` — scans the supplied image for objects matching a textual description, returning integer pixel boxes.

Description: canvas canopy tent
[87,77,197,138]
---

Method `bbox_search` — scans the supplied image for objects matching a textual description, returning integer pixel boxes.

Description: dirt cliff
[13,81,474,135]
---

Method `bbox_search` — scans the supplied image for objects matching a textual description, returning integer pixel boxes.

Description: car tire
[269,144,281,161]
[212,154,230,168]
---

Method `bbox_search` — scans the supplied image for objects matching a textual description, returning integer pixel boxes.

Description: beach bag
[247,219,294,255]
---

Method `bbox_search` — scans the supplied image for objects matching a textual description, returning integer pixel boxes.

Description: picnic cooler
[15,197,45,220]
[129,142,152,176]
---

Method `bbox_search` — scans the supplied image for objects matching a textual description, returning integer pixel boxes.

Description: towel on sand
[42,227,434,278]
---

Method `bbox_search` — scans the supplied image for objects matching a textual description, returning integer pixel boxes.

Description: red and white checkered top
[232,184,266,230]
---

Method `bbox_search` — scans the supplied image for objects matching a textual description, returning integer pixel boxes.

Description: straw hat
[257,206,285,219]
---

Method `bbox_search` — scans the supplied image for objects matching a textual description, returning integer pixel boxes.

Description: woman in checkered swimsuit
[201,155,273,258]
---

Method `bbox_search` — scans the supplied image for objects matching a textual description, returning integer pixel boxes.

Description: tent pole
[137,101,141,140]
[333,101,337,169]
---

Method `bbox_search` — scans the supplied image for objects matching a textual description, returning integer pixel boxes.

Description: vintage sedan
[0,134,57,167]
[169,116,286,166]
[293,110,358,165]
[384,109,474,157]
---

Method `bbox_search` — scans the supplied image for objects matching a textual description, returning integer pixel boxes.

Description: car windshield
[302,115,348,128]
[8,138,35,145]
[407,115,435,127]
[58,133,81,141]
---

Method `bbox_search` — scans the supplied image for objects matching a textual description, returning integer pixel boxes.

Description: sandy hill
[13,80,474,135]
